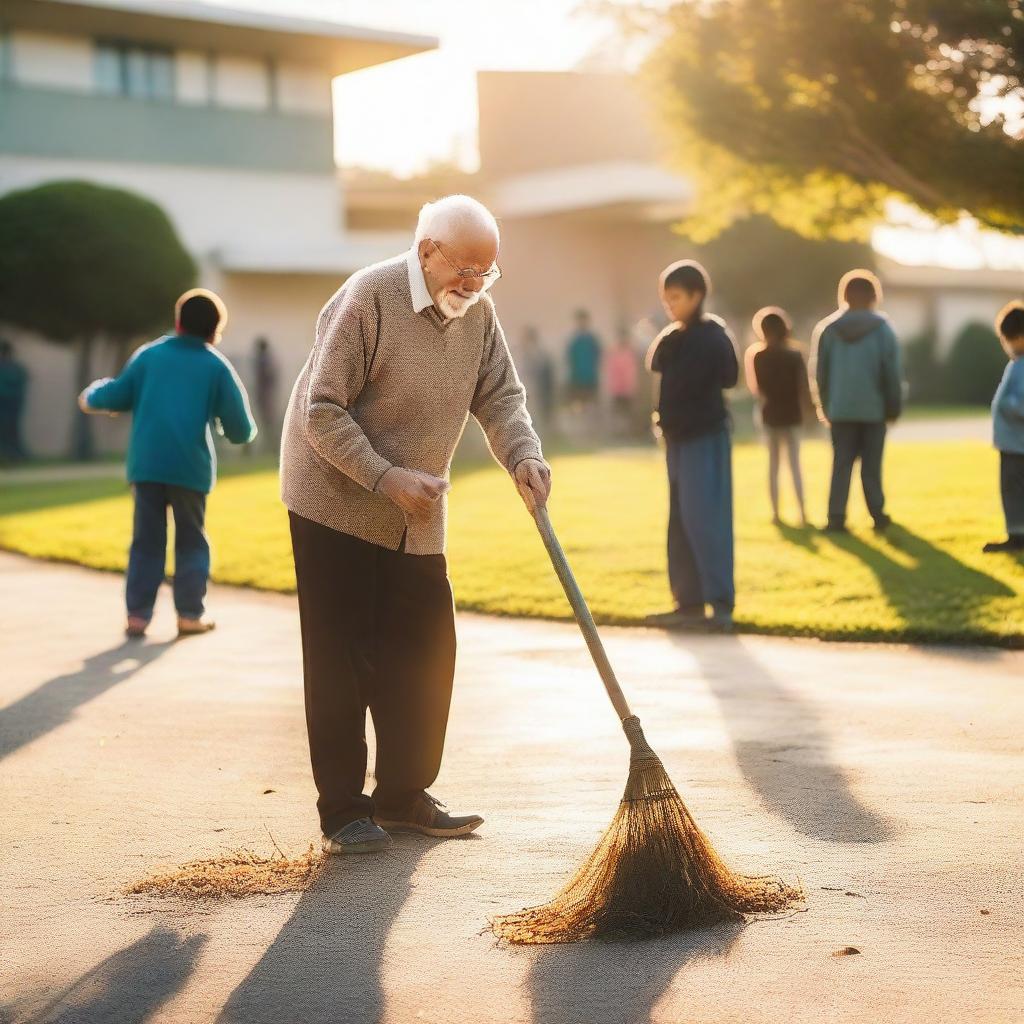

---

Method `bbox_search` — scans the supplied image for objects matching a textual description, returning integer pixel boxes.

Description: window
[94,40,175,101]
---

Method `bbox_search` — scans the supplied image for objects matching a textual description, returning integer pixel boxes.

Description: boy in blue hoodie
[812,269,902,533]
[645,260,739,632]
[983,301,1024,554]
[79,289,257,637]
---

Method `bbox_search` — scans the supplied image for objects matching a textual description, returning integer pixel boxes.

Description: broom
[490,504,803,944]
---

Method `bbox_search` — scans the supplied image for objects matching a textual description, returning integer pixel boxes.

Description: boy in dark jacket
[646,260,739,631]
[79,289,257,637]
[812,269,902,533]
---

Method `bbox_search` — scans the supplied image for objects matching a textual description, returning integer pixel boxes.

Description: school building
[0,0,433,456]
[2,16,1021,458]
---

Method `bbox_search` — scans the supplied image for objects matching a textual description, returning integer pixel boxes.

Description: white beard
[437,288,482,320]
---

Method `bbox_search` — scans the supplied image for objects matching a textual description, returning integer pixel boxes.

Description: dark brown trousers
[289,511,456,837]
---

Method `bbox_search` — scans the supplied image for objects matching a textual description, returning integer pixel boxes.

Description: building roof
[9,0,437,74]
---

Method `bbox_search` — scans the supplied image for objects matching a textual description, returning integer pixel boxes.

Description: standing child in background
[646,260,739,632]
[745,307,812,526]
[606,326,640,436]
[983,301,1024,553]
[812,269,902,533]
[79,289,257,637]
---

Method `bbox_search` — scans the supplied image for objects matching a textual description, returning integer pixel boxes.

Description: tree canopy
[0,180,195,342]
[639,0,1024,240]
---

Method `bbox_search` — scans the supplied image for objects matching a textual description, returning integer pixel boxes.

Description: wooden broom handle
[532,504,634,722]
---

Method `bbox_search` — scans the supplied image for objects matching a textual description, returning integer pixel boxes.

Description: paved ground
[1,551,1021,1024]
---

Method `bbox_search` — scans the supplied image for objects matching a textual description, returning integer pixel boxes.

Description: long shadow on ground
[672,635,894,844]
[527,919,745,1024]
[218,838,428,1024]
[20,924,207,1024]
[0,639,174,761]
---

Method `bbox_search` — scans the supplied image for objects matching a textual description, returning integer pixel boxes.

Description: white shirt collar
[406,247,434,314]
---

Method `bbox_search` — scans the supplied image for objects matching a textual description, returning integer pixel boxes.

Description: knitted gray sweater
[280,254,543,554]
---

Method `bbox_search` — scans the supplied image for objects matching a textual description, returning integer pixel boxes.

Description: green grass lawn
[1,439,1021,646]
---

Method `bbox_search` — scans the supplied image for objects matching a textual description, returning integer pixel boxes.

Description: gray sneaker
[321,817,392,855]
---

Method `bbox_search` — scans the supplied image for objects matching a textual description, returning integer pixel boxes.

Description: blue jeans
[126,482,209,620]
[828,421,887,527]
[666,428,735,612]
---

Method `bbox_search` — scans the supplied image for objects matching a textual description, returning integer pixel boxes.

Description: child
[812,269,902,533]
[79,288,257,637]
[645,260,739,631]
[744,306,812,526]
[607,326,640,436]
[983,301,1024,553]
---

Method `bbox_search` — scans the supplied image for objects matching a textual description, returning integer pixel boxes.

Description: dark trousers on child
[665,428,735,613]
[288,511,456,838]
[126,482,209,620]
[828,421,888,527]
[1000,451,1024,537]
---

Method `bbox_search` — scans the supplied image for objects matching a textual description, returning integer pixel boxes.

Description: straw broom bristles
[490,716,804,944]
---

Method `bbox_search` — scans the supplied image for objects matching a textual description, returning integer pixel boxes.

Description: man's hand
[514,458,552,513]
[377,467,450,517]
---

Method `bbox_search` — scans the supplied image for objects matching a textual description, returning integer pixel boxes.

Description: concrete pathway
[1,551,1021,1024]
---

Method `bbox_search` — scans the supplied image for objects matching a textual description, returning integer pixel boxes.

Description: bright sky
[213,0,619,177]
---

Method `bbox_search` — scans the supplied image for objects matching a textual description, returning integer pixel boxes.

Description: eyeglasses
[429,240,502,286]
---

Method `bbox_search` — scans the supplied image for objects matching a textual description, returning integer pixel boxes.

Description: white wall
[175,50,210,105]
[212,54,269,110]
[276,64,332,115]
[9,30,93,92]
[0,155,343,257]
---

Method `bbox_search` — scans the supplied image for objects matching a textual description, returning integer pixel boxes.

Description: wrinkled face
[419,228,499,320]
[660,285,703,325]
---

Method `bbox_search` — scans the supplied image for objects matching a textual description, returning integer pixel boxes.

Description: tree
[943,321,1007,404]
[0,181,196,458]
[638,0,1024,241]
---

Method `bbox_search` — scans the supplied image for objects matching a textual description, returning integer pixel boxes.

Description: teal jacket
[84,334,256,493]
[813,309,902,423]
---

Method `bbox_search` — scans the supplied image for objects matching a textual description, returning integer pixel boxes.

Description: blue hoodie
[992,356,1024,455]
[812,308,903,423]
[84,334,257,493]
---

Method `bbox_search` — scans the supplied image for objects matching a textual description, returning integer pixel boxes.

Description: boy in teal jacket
[80,289,257,637]
[812,269,902,533]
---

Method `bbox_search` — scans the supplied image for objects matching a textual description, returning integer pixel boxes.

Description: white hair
[414,194,499,247]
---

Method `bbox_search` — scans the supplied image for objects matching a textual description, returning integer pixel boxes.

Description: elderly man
[281,194,551,854]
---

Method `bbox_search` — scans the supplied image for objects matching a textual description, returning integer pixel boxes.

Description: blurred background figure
[252,336,280,457]
[607,325,640,438]
[519,325,555,432]
[565,309,602,434]
[0,339,29,463]
[745,307,812,526]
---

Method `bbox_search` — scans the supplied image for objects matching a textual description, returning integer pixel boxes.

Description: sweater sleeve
[880,321,903,420]
[996,361,1024,421]
[303,282,393,491]
[214,357,258,445]
[82,351,142,412]
[470,310,544,474]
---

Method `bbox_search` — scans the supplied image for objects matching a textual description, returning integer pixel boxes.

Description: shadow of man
[28,924,207,1024]
[527,918,745,1024]
[218,837,429,1024]
[819,524,1016,642]
[0,639,174,761]
[668,634,894,844]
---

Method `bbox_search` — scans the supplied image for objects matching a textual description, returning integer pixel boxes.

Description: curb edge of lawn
[3,544,1022,652]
